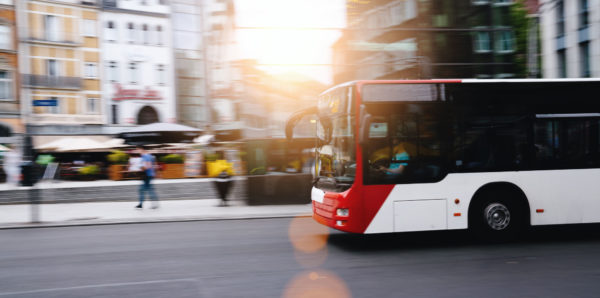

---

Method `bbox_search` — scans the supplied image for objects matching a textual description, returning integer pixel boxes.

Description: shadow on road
[327,224,600,252]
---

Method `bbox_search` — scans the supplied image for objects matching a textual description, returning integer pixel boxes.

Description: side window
[534,118,600,169]
[453,114,529,172]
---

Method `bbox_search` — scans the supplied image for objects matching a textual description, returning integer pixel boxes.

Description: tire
[470,191,525,242]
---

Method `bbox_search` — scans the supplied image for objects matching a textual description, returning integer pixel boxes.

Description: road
[1,218,600,297]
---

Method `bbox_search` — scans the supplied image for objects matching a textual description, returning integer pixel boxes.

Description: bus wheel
[471,194,524,242]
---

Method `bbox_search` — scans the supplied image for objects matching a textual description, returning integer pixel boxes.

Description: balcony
[25,30,80,46]
[22,74,82,90]
[29,113,103,125]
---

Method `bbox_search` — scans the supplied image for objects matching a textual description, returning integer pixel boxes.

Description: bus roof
[320,78,600,96]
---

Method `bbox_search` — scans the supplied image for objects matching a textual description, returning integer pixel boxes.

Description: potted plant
[107,150,129,180]
[78,165,100,181]
[159,154,185,179]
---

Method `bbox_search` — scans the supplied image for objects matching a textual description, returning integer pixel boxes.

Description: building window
[580,42,590,77]
[142,24,149,44]
[156,25,163,45]
[107,61,118,82]
[557,49,567,78]
[156,64,165,85]
[44,15,59,41]
[495,30,514,53]
[0,25,11,50]
[556,0,565,37]
[48,97,59,114]
[127,23,135,43]
[87,98,99,114]
[111,104,118,124]
[84,62,98,78]
[579,0,589,29]
[47,59,59,77]
[106,21,117,42]
[83,19,96,37]
[129,62,139,84]
[474,30,491,53]
[0,70,11,100]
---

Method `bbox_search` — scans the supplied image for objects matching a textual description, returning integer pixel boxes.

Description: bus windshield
[316,114,355,191]
[314,86,356,192]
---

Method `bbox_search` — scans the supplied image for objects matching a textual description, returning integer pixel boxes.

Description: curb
[0,213,313,230]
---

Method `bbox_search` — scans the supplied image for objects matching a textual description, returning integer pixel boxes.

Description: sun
[235,0,345,82]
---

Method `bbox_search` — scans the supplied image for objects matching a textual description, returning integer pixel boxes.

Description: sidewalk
[0,177,246,191]
[0,178,249,204]
[0,199,313,229]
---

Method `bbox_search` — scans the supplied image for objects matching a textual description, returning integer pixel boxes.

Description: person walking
[135,146,159,209]
[4,145,21,187]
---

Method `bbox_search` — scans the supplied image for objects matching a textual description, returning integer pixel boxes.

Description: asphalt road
[2,218,600,298]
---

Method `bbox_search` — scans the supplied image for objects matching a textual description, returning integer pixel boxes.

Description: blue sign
[33,99,57,107]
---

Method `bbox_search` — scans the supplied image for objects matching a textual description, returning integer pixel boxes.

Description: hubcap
[484,203,510,231]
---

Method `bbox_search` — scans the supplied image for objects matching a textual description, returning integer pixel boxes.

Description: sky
[234,0,347,85]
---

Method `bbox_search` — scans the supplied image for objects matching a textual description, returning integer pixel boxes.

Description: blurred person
[4,145,21,187]
[371,137,413,181]
[135,146,159,209]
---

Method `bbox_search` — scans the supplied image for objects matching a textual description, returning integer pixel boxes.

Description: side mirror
[285,106,318,141]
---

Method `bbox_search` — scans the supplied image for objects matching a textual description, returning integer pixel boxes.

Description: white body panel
[394,200,447,232]
[311,187,325,203]
[365,169,600,234]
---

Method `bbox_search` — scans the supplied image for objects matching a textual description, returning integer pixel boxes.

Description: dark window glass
[111,104,118,124]
[580,42,590,77]
[534,117,600,169]
[557,0,565,36]
[364,102,446,185]
[557,50,567,77]
[579,0,589,28]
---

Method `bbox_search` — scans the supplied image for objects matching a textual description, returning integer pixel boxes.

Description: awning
[34,136,126,152]
[117,122,203,145]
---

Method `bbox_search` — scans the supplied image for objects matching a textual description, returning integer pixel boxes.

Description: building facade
[235,60,324,140]
[171,0,209,129]
[17,0,103,136]
[101,0,175,134]
[333,0,524,83]
[0,0,21,142]
[203,0,243,139]
[540,0,599,78]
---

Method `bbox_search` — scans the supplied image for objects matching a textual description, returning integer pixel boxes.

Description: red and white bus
[287,79,600,238]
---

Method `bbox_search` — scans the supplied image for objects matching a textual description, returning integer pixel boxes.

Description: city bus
[286,79,600,238]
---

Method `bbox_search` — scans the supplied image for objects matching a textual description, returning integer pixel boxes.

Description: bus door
[361,101,449,232]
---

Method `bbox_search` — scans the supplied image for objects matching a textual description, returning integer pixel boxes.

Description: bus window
[364,103,445,185]
[534,118,600,169]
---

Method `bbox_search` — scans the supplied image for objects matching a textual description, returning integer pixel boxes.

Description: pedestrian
[135,146,159,209]
[4,145,21,187]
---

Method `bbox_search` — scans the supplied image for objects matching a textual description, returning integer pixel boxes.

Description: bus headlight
[336,208,349,217]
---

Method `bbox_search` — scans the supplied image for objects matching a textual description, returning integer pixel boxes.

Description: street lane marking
[0,278,199,296]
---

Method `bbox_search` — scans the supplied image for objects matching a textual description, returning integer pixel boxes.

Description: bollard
[21,161,40,223]
[213,171,234,206]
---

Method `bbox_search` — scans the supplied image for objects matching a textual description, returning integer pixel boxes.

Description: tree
[510,0,531,78]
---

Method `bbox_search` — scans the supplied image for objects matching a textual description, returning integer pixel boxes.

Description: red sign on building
[112,83,162,101]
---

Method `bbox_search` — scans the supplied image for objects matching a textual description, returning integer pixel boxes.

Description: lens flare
[283,270,351,298]
[288,216,329,253]
[294,246,328,269]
